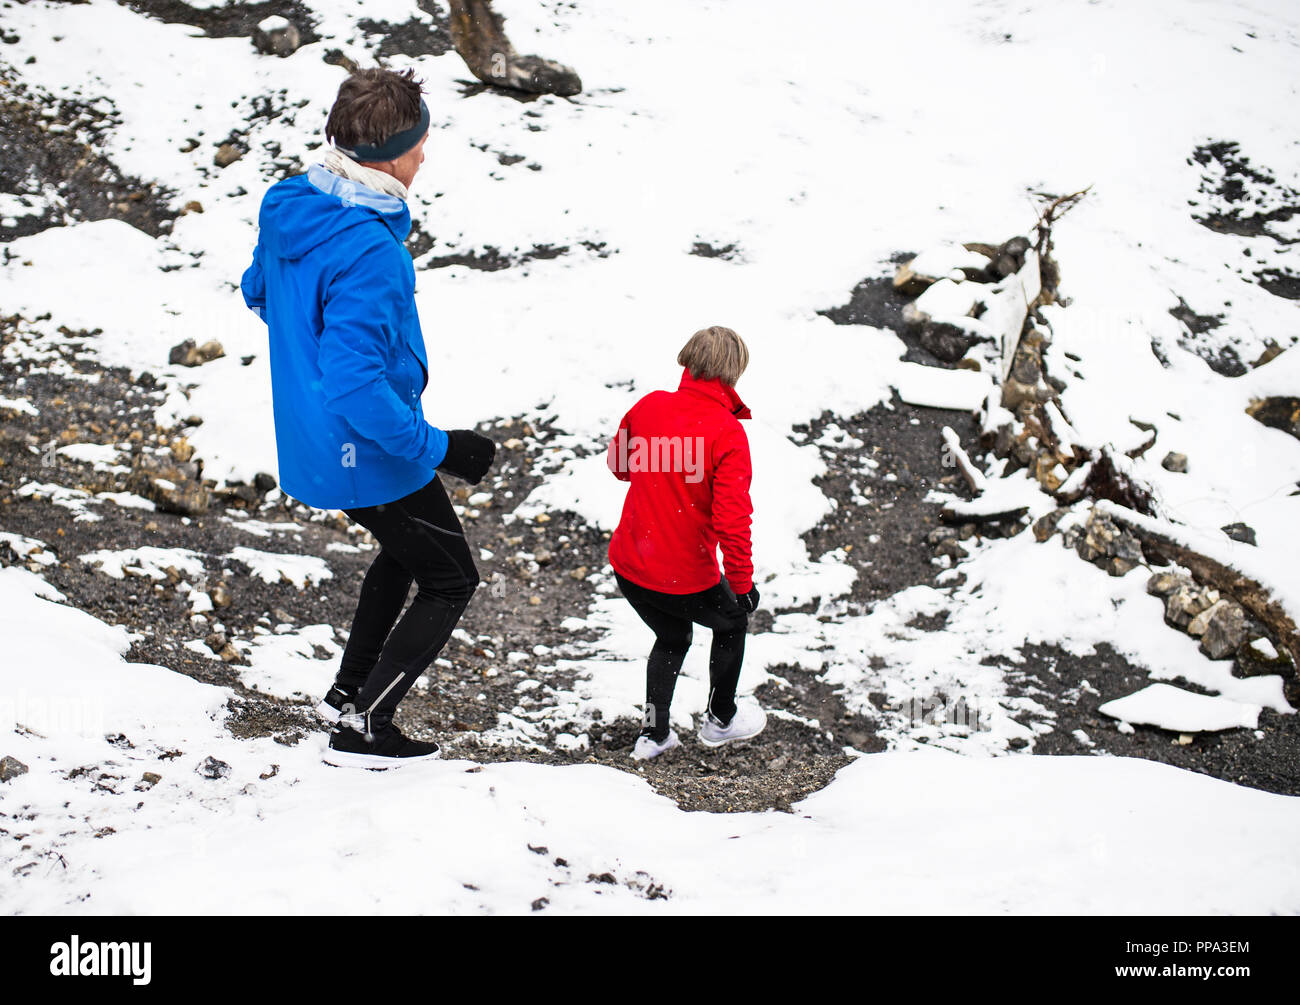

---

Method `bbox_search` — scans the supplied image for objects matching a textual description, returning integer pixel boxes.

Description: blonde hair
[677,326,749,386]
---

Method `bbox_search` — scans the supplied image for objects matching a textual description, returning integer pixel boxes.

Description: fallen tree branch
[1032,186,1092,259]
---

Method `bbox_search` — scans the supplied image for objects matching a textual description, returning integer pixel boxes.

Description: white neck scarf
[323,147,408,202]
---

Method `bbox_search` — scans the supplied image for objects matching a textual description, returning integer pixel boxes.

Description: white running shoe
[698,699,767,747]
[631,730,681,761]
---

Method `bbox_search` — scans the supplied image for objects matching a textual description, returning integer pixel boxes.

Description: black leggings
[337,476,480,730]
[615,572,748,742]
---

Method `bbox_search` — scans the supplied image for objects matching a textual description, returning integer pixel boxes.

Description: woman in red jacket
[607,326,767,760]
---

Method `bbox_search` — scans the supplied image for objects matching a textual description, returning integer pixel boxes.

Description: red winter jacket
[607,369,754,595]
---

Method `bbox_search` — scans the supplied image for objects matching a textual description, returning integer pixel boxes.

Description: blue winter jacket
[240,165,448,510]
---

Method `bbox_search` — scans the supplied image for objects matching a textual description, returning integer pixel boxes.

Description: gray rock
[213,143,244,168]
[196,756,231,780]
[1200,602,1250,659]
[927,526,959,546]
[920,321,975,363]
[252,16,302,57]
[935,538,968,561]
[1221,522,1256,546]
[0,755,28,782]
[1161,451,1188,473]
[1164,584,1218,630]
[125,451,210,516]
[988,236,1031,279]
[1187,598,1228,637]
[1147,571,1194,598]
[1235,636,1294,677]
[168,338,225,368]
[1076,508,1144,575]
[1032,507,1068,543]
[135,772,161,791]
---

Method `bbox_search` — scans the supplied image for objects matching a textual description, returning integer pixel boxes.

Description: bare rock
[1165,584,1218,630]
[125,452,210,516]
[920,321,976,363]
[1235,636,1294,677]
[1146,571,1194,598]
[927,526,959,546]
[1253,343,1284,368]
[1200,601,1250,659]
[0,755,28,782]
[1221,522,1256,546]
[210,581,232,609]
[987,235,1031,279]
[1076,508,1144,575]
[213,144,244,168]
[1187,598,1228,637]
[168,338,225,368]
[1161,451,1188,473]
[1032,507,1068,542]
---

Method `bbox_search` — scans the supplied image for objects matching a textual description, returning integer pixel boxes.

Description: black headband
[337,99,431,162]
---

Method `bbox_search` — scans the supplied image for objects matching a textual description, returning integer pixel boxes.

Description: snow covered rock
[252,16,301,58]
[1246,396,1300,442]
[892,362,990,411]
[1099,683,1259,733]
[893,243,991,296]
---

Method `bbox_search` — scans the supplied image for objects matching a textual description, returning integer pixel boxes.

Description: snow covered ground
[3,564,1298,913]
[1,0,1298,912]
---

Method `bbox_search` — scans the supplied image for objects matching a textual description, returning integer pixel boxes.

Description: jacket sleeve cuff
[422,426,450,469]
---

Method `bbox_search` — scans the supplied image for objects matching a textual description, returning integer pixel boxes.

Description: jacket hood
[678,368,752,419]
[257,165,412,261]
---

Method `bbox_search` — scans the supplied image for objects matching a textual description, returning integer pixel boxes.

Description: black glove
[735,585,760,613]
[437,429,496,485]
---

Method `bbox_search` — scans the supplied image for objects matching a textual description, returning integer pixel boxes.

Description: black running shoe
[316,684,357,724]
[323,720,441,769]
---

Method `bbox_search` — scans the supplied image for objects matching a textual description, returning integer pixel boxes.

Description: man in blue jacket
[241,67,495,768]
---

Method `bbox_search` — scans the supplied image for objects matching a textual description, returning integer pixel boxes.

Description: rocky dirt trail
[0,288,996,813]
[10,267,1295,810]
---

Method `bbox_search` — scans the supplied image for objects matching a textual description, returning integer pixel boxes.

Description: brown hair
[325,68,424,153]
[677,326,750,386]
